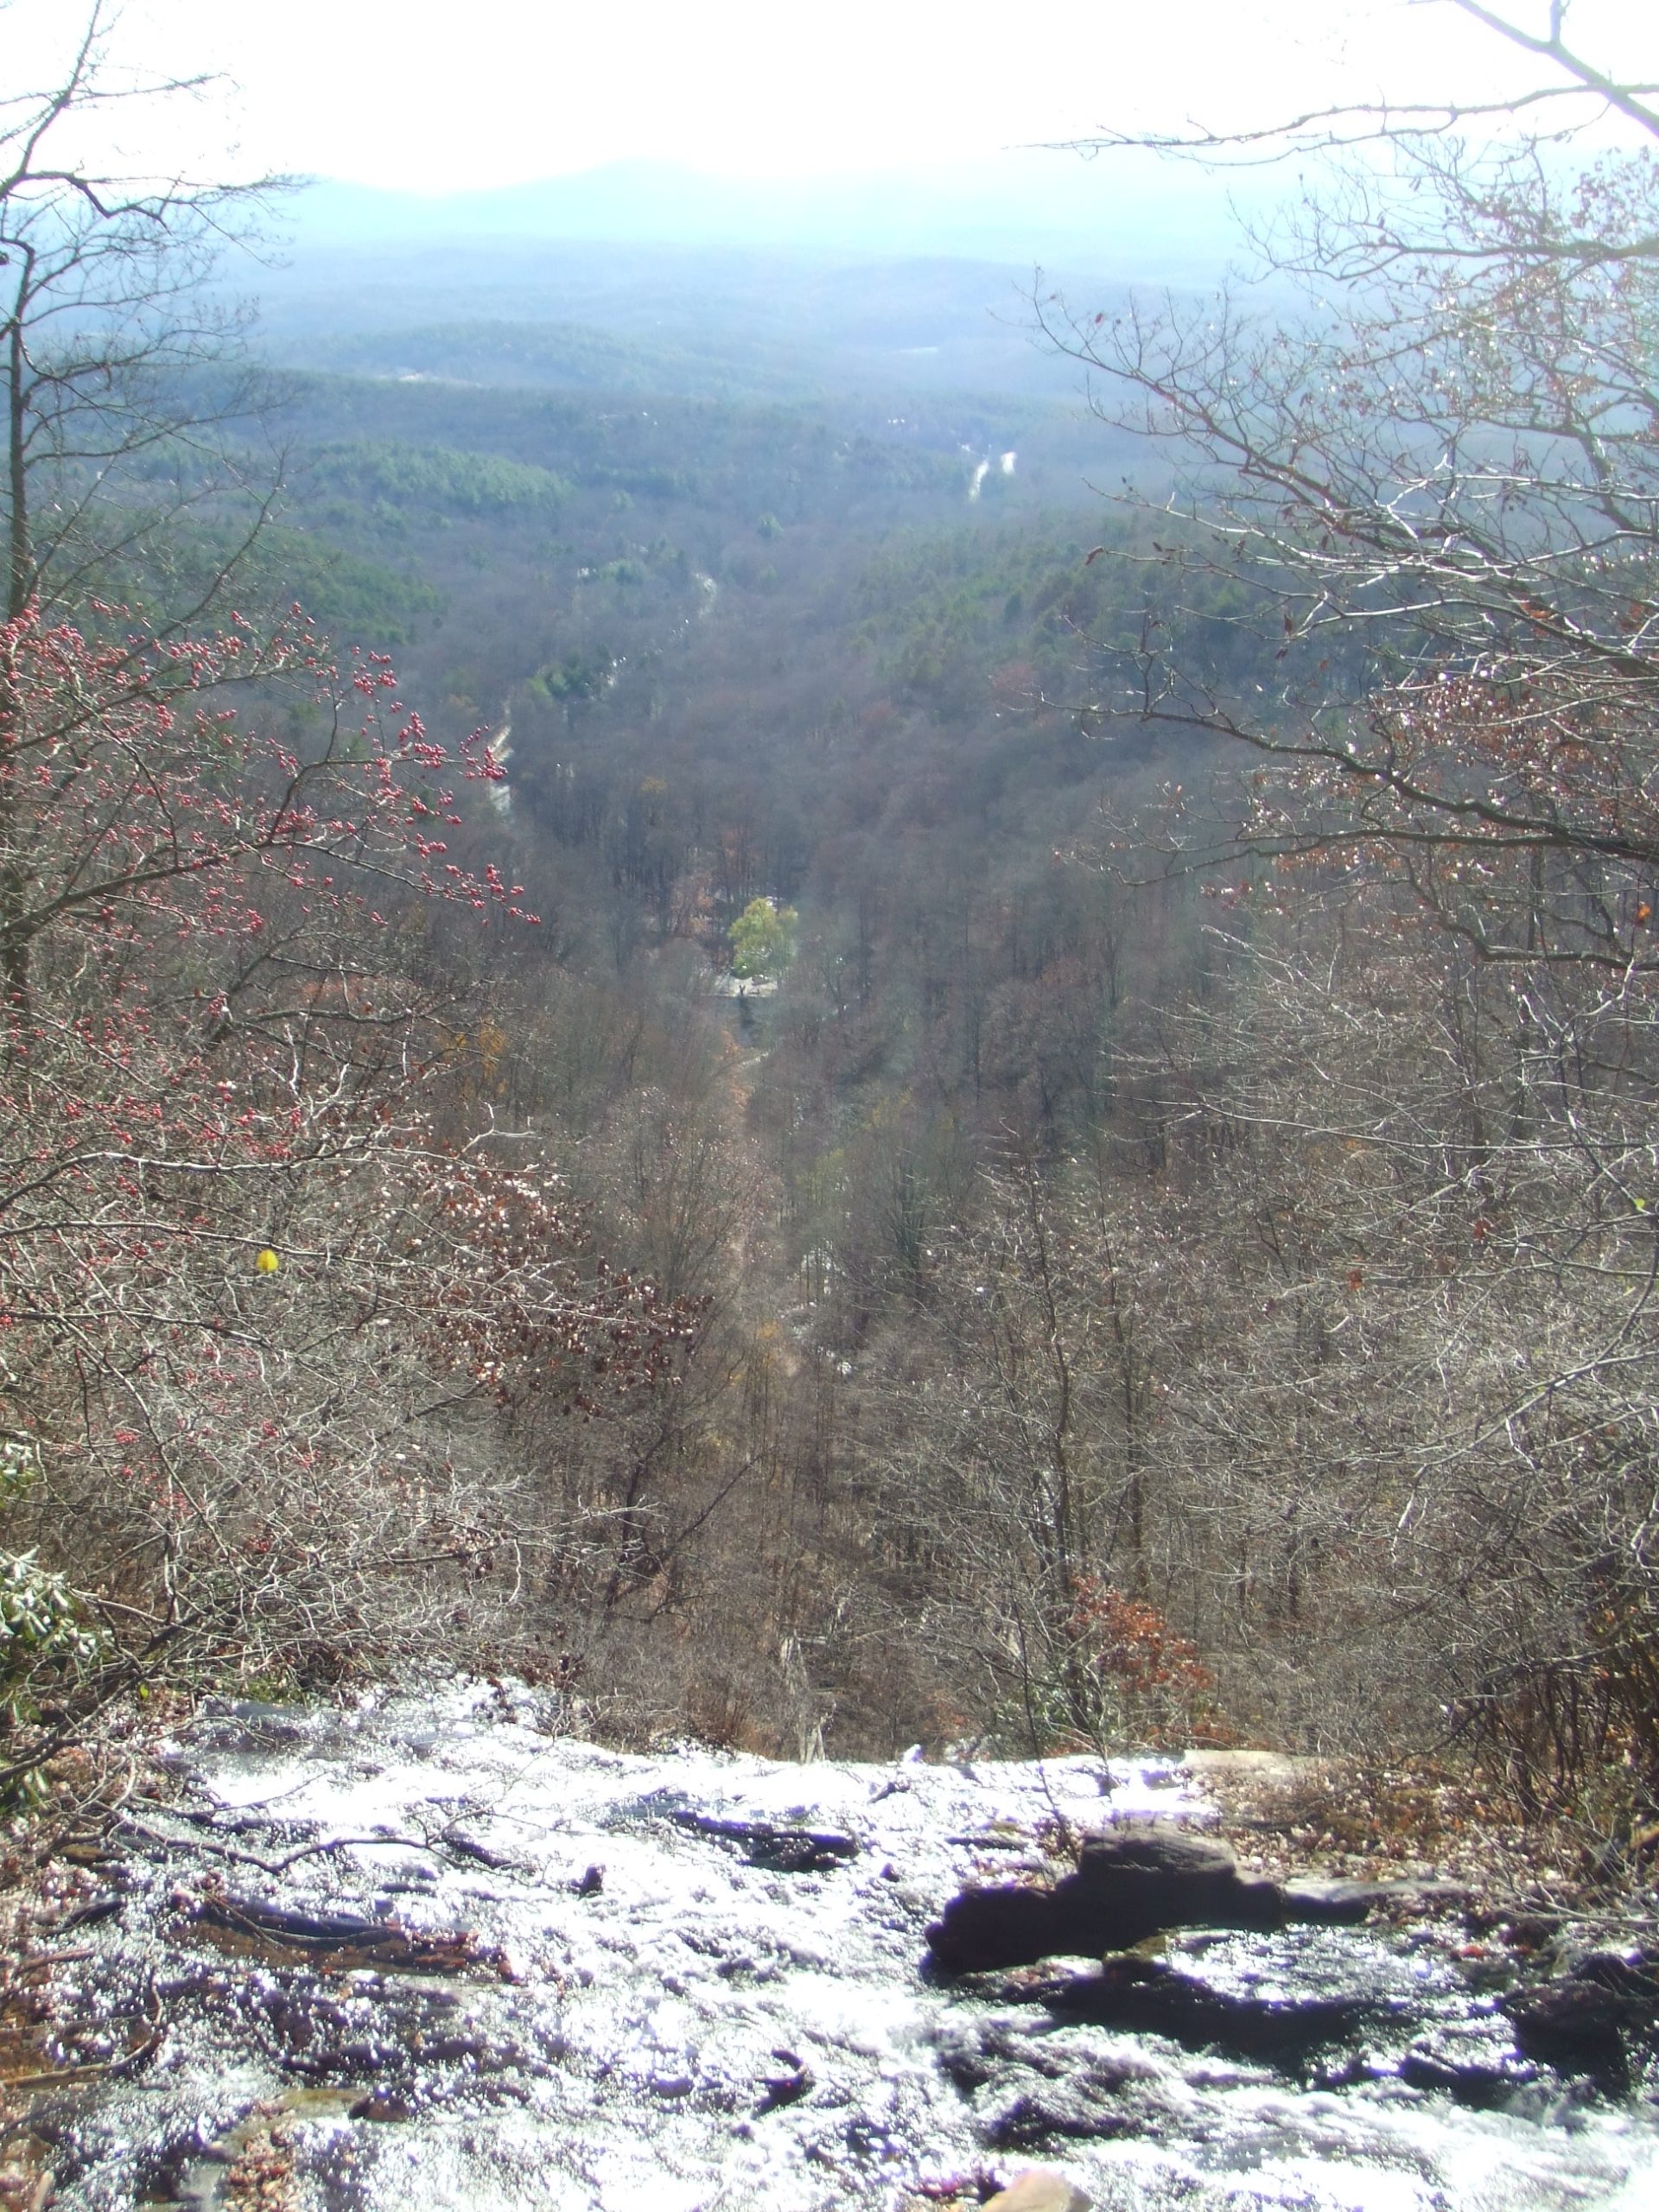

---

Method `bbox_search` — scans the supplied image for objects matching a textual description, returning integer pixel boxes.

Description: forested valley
[7,1,1659,1901]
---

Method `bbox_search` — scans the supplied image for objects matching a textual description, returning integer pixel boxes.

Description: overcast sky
[7,0,1657,191]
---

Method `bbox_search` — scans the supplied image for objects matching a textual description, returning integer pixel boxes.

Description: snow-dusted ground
[43,1682,1659,2209]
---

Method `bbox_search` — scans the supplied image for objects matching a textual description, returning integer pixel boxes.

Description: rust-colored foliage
[1063,1573,1222,1745]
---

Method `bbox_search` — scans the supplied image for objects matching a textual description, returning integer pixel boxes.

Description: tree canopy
[728,895,798,982]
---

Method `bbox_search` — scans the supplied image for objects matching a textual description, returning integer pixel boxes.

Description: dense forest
[5,0,1659,1891]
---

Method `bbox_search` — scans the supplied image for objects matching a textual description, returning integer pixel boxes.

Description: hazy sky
[9,0,1658,191]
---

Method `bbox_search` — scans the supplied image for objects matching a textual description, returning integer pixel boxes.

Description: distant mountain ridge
[289,150,1247,282]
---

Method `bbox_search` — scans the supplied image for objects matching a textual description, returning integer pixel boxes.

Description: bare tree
[1065,3,1659,164]
[1047,138,1659,961]
[1015,1,1659,1821]
[0,1,283,621]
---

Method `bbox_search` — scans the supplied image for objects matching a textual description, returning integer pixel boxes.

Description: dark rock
[1398,2032,1540,2107]
[929,1883,1065,1977]
[938,2042,996,2094]
[348,2090,413,2122]
[926,1822,1284,1975]
[982,2089,1141,2151]
[442,1829,515,1871]
[1502,1975,1632,2076]
[934,2016,1158,2152]
[925,1822,1477,1976]
[1571,1948,1659,2027]
[1041,1953,1374,2058]
[938,2019,1082,2093]
[200,1897,389,1946]
[671,1810,858,1873]
[418,2035,493,2064]
[756,2048,812,2113]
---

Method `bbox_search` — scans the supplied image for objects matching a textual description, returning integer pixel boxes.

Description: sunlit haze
[8,0,1658,193]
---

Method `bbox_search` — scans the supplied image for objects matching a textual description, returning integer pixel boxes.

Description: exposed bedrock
[925,1820,1462,1976]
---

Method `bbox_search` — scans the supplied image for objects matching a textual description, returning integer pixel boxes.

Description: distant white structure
[967,450,1016,499]
[711,971,779,999]
[484,721,512,817]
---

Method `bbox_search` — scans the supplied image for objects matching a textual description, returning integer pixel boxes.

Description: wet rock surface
[3,1684,1657,2210]
[1040,1953,1381,2057]
[925,1823,1480,1976]
[926,1826,1288,1974]
[1499,1950,1659,2089]
[667,1808,861,1873]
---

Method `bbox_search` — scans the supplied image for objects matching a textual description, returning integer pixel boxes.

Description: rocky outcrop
[51,1693,1659,2210]
[669,1809,858,1873]
[1392,2024,1541,2105]
[925,1821,1474,1976]
[1499,1950,1659,2084]
[1041,1953,1376,2057]
[925,1823,1286,1975]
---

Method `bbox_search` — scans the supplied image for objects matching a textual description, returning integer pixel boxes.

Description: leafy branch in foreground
[0,600,699,1770]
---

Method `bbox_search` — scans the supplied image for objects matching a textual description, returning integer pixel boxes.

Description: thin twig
[115,1813,429,1876]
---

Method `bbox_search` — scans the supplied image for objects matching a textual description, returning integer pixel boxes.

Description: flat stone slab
[1281,1877,1475,1921]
